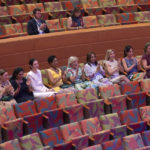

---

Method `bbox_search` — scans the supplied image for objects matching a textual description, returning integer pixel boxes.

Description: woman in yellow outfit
[47,55,75,93]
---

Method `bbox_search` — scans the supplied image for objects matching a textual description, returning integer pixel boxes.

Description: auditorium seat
[142,130,150,146]
[136,147,150,150]
[120,81,146,108]
[14,101,44,134]
[46,19,65,32]
[22,22,27,33]
[24,0,39,4]
[44,2,67,19]
[8,4,30,23]
[35,96,57,113]
[97,14,119,26]
[0,6,12,25]
[119,108,148,133]
[116,12,137,24]
[60,18,68,30]
[60,122,89,149]
[39,127,72,150]
[134,11,150,23]
[83,16,100,28]
[139,106,150,121]
[83,145,102,150]
[123,133,145,150]
[76,88,98,104]
[102,138,124,150]
[135,0,150,11]
[6,0,23,6]
[99,113,127,138]
[0,139,22,150]
[19,132,51,150]
[80,117,110,144]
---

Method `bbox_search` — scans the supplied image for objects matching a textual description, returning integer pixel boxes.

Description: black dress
[10,78,34,103]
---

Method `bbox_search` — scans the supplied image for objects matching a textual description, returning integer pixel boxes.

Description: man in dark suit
[27,8,50,35]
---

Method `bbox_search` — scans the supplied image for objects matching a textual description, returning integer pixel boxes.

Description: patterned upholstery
[81,0,99,9]
[56,92,77,107]
[85,99,105,118]
[61,1,74,11]
[120,80,141,95]
[0,126,2,143]
[102,138,124,150]
[0,139,22,150]
[83,145,102,150]
[116,12,136,24]
[76,88,98,104]
[140,79,150,92]
[35,96,57,113]
[117,0,135,5]
[100,0,117,7]
[135,0,150,5]
[44,2,66,19]
[20,132,49,150]
[14,101,37,118]
[136,147,150,150]
[83,16,99,28]
[44,108,64,128]
[139,106,150,121]
[46,19,65,32]
[80,117,110,144]
[26,3,45,13]
[39,127,72,149]
[41,69,49,86]
[6,0,22,6]
[60,18,68,30]
[134,11,150,23]
[3,23,24,36]
[99,84,121,99]
[97,14,119,26]
[60,122,89,149]
[22,23,27,32]
[142,130,150,146]
[65,104,84,123]
[123,133,145,150]
[109,95,127,113]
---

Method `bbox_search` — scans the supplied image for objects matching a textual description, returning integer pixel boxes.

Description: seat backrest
[117,0,135,5]
[83,144,102,150]
[142,130,150,146]
[20,132,44,150]
[35,95,57,113]
[61,1,74,11]
[76,88,98,104]
[0,139,22,150]
[56,92,77,108]
[0,6,9,16]
[80,117,102,136]
[140,79,150,92]
[60,122,83,141]
[46,19,62,31]
[120,80,141,95]
[97,14,118,26]
[44,2,63,12]
[4,23,23,35]
[119,108,141,124]
[81,0,99,9]
[123,133,144,150]
[99,113,121,129]
[26,3,45,13]
[22,23,27,32]
[39,127,64,148]
[100,0,117,7]
[102,138,124,150]
[135,0,150,4]
[139,106,150,121]
[14,101,37,118]
[9,4,27,15]
[99,84,121,99]
[41,69,49,86]
[60,18,68,30]
[134,11,150,23]
[83,16,98,28]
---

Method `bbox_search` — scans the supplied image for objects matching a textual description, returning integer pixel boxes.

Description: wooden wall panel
[0,23,150,74]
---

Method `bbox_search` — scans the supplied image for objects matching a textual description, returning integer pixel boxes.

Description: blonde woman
[66,56,93,90]
[105,49,130,83]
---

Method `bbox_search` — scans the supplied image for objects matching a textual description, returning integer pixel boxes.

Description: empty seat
[142,130,150,146]
[83,144,102,150]
[83,16,99,28]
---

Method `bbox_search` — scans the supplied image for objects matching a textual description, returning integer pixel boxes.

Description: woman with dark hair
[27,58,55,99]
[10,67,34,103]
[0,69,16,105]
[67,7,84,30]
[122,45,145,80]
[84,52,112,86]
[142,42,150,78]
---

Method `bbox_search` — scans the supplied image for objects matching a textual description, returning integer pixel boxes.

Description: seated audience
[67,7,84,30]
[27,58,55,99]
[105,49,130,84]
[47,55,75,92]
[142,42,150,78]
[27,8,49,35]
[122,45,146,81]
[0,69,16,105]
[84,52,112,87]
[10,67,34,103]
[66,56,93,90]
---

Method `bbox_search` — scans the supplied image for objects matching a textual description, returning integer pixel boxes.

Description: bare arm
[105,62,118,75]
[67,17,78,30]
[142,59,150,70]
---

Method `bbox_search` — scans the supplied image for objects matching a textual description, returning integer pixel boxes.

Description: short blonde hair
[105,49,114,60]
[68,56,78,67]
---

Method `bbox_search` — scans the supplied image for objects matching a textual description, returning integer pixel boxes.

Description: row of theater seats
[1,113,150,149]
[1,10,150,39]
[0,78,150,144]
